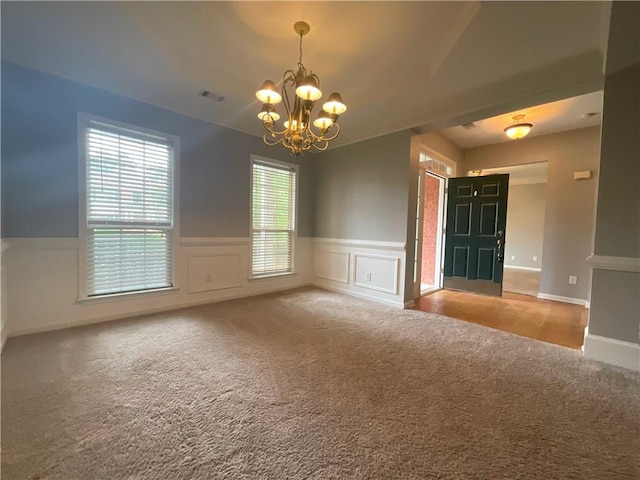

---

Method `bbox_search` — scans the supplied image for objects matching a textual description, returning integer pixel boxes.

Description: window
[81,117,175,297]
[251,157,297,277]
[420,153,454,177]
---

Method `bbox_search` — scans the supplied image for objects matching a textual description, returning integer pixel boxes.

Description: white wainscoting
[583,253,640,371]
[312,238,407,308]
[3,236,313,337]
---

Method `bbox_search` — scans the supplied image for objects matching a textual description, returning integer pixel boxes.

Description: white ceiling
[440,90,603,149]
[1,1,611,149]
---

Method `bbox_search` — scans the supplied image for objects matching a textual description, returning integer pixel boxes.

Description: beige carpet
[2,287,639,479]
[503,267,540,297]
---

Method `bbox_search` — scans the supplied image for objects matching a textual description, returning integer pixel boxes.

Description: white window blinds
[251,160,296,276]
[85,123,174,296]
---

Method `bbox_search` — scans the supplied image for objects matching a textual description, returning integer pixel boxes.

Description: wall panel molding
[311,239,407,309]
[353,254,400,295]
[586,254,640,273]
[315,251,350,284]
[313,237,406,252]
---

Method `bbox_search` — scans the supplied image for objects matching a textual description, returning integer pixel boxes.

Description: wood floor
[414,289,588,350]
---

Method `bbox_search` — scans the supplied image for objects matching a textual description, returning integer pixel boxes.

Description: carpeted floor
[503,267,540,297]
[2,287,639,479]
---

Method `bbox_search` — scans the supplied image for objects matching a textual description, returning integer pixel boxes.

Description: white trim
[77,287,180,305]
[503,265,542,272]
[586,254,640,273]
[9,282,312,337]
[1,239,10,253]
[3,237,80,251]
[312,282,405,309]
[583,334,640,371]
[180,237,250,247]
[77,112,181,300]
[537,293,588,306]
[315,250,350,284]
[404,300,416,309]
[353,253,400,295]
[313,237,406,251]
[249,155,298,278]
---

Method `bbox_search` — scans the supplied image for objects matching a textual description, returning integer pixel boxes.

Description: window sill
[77,287,180,305]
[249,272,297,283]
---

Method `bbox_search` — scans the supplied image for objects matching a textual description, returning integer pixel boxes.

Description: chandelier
[255,21,347,156]
[504,114,533,140]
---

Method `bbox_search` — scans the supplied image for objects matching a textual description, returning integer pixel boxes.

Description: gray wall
[504,183,547,270]
[1,61,314,238]
[313,130,412,242]
[463,127,600,300]
[588,2,639,345]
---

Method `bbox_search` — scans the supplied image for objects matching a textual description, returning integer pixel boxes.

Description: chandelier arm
[311,140,330,152]
[263,133,284,146]
[281,70,297,120]
[307,122,341,142]
[262,120,288,136]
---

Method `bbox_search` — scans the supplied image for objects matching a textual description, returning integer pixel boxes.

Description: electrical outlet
[568,276,577,285]
[511,255,515,260]
[366,272,372,281]
[532,256,538,262]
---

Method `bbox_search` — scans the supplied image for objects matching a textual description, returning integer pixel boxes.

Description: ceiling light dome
[504,114,533,140]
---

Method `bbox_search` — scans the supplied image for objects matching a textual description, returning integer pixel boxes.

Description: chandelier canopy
[256,21,347,156]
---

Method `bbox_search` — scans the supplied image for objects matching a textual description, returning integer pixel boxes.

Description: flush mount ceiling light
[255,21,347,156]
[504,114,533,140]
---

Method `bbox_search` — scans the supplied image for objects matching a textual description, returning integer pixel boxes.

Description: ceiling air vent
[198,89,225,102]
[462,122,476,129]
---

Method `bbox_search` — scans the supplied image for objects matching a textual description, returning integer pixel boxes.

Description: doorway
[420,171,445,294]
[413,152,454,299]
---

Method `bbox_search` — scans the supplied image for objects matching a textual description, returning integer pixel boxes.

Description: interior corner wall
[462,127,600,301]
[1,61,316,336]
[504,183,547,270]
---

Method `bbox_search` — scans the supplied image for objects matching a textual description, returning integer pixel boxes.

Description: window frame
[77,113,180,302]
[249,154,299,280]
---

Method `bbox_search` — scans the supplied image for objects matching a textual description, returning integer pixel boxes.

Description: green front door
[443,174,509,296]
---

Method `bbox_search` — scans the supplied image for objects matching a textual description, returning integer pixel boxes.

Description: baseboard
[9,282,312,337]
[537,293,587,306]
[312,282,405,309]
[583,333,640,371]
[503,265,542,272]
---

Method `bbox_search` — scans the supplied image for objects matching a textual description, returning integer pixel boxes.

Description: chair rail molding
[586,254,640,273]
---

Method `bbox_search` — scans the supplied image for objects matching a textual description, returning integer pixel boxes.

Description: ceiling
[440,90,603,149]
[1,1,611,149]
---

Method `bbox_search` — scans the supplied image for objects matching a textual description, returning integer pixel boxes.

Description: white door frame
[413,150,457,299]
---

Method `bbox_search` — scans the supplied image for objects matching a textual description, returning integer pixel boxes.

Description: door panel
[443,174,509,296]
